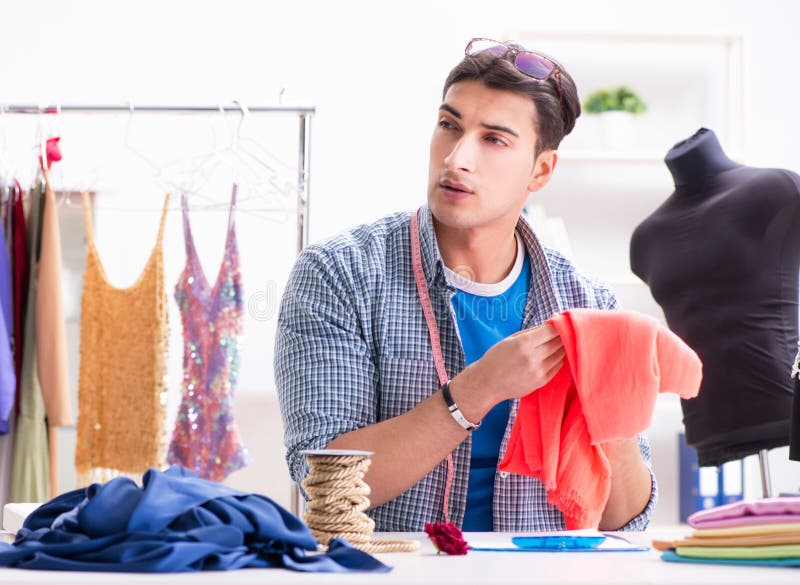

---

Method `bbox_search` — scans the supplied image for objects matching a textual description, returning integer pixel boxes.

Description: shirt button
[499,471,509,479]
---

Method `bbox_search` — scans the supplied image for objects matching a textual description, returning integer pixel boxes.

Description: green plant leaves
[583,86,646,114]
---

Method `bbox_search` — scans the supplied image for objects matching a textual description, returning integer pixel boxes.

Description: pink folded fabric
[689,497,800,529]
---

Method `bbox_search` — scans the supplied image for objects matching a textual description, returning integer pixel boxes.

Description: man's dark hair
[442,42,581,157]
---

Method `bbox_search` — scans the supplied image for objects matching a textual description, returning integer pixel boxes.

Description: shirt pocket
[378,357,439,420]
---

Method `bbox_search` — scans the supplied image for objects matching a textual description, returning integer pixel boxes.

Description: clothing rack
[3,102,315,512]
[0,102,314,252]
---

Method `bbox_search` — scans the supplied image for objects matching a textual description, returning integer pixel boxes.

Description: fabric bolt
[499,308,702,529]
[660,549,800,567]
[75,193,170,484]
[688,496,800,529]
[0,465,390,573]
[10,182,49,503]
[275,204,657,532]
[0,216,16,435]
[168,188,249,481]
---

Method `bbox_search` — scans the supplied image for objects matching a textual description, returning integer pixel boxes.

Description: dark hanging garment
[11,182,29,410]
[630,129,800,467]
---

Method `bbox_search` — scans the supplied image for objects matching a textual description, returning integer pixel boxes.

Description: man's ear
[527,150,558,193]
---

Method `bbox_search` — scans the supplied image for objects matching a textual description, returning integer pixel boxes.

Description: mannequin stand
[758,449,772,498]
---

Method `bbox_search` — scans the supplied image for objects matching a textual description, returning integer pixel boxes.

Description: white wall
[2,0,800,521]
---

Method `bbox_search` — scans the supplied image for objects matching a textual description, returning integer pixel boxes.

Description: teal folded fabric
[661,550,800,567]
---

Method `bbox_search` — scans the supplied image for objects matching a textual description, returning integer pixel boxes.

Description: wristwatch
[440,380,481,432]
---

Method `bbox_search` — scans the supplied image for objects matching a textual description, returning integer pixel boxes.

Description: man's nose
[444,135,477,174]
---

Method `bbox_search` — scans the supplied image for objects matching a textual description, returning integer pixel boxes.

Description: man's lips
[440,179,474,194]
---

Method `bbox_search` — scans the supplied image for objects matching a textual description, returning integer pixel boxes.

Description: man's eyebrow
[481,122,519,138]
[439,104,461,119]
[438,104,520,138]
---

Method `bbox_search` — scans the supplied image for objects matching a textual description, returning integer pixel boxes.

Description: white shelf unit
[511,30,745,322]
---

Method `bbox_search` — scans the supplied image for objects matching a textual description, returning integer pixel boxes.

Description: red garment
[499,309,702,529]
[11,183,29,415]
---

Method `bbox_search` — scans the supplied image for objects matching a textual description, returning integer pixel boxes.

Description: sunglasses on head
[465,38,563,98]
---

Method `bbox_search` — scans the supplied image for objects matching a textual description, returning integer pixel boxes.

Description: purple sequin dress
[168,186,250,481]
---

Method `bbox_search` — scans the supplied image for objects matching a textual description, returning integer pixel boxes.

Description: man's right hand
[449,322,565,422]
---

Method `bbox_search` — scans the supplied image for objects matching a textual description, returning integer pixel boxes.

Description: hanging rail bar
[0,104,315,115]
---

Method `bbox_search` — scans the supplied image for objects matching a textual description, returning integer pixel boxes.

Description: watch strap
[441,380,481,432]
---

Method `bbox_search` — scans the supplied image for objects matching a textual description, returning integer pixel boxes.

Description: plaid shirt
[275,206,657,532]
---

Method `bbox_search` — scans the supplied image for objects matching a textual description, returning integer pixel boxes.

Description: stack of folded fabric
[653,497,800,567]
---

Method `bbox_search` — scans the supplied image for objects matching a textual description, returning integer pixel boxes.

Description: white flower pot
[597,110,637,151]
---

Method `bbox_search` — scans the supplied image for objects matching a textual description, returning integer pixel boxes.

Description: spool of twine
[301,450,420,553]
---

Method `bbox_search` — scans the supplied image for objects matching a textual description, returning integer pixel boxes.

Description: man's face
[427,79,556,231]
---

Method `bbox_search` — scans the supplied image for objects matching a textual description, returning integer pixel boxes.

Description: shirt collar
[416,205,449,290]
[416,205,560,315]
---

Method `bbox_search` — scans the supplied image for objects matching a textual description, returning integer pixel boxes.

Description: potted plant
[582,86,647,149]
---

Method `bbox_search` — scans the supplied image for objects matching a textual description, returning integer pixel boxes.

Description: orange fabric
[36,172,74,498]
[36,172,72,428]
[498,309,702,529]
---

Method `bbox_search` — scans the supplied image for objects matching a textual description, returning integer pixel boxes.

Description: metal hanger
[175,103,292,221]
[230,99,297,203]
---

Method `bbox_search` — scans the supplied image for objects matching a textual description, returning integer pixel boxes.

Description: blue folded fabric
[661,550,800,567]
[0,466,390,573]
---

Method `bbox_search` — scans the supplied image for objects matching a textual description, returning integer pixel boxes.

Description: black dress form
[630,128,800,466]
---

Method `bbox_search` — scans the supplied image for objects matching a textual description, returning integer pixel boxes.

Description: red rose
[424,522,470,555]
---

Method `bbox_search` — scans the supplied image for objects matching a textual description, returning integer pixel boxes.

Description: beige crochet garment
[75,193,170,485]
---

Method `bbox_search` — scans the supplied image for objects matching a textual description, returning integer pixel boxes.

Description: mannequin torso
[630,129,800,465]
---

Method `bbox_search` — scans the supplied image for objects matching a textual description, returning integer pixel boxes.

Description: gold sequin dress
[75,194,170,485]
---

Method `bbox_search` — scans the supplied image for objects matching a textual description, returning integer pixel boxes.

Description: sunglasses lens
[514,52,554,79]
[467,39,507,58]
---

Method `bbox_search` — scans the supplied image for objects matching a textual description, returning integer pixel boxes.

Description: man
[276,38,656,532]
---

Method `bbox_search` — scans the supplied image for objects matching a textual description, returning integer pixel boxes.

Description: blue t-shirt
[446,238,530,531]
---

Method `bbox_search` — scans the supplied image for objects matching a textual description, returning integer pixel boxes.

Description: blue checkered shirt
[275,206,657,532]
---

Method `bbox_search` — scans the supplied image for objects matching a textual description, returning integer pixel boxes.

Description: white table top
[0,529,797,585]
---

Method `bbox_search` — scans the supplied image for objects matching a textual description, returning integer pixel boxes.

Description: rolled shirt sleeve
[275,245,378,488]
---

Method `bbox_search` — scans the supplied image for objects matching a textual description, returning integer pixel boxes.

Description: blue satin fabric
[0,466,390,573]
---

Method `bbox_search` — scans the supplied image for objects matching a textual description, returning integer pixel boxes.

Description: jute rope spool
[301,450,420,554]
